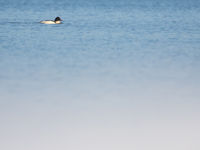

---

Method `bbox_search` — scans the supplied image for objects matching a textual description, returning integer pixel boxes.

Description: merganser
[40,17,62,24]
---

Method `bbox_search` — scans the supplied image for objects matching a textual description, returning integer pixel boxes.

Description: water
[0,1,200,150]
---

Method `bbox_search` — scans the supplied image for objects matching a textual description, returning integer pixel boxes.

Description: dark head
[55,17,62,21]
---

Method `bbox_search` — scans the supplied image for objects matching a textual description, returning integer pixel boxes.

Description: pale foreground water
[0,0,200,150]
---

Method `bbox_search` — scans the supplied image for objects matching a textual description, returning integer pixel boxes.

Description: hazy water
[0,1,200,150]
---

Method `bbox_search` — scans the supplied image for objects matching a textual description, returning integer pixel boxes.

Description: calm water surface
[0,0,200,150]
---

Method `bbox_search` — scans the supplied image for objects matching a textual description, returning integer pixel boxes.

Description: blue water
[1,0,200,150]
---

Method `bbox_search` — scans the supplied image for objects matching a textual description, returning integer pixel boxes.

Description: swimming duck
[40,17,62,24]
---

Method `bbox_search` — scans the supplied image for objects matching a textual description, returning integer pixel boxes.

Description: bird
[40,17,63,24]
